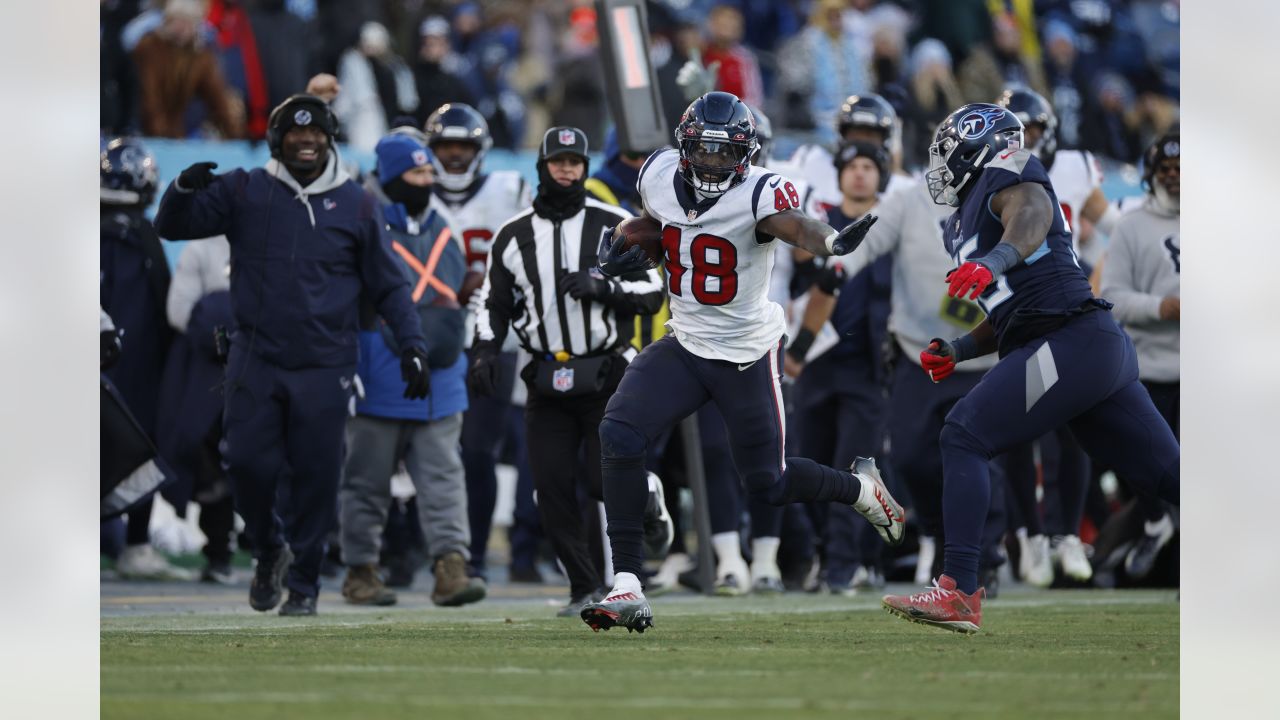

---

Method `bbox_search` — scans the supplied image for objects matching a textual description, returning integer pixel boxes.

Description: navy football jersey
[941,149,1094,338]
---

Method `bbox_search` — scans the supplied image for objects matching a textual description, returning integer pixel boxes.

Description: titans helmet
[836,93,897,152]
[424,103,493,191]
[100,137,158,207]
[997,87,1057,167]
[674,91,758,197]
[925,103,1024,207]
[748,105,773,167]
[266,94,339,159]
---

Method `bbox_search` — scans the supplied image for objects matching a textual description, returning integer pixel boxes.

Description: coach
[154,94,430,616]
[470,127,663,614]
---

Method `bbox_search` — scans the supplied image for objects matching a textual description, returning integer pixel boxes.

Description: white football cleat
[116,544,196,581]
[1055,534,1093,582]
[850,457,906,546]
[915,535,937,585]
[1018,531,1054,588]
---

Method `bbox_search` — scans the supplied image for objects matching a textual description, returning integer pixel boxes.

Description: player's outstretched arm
[757,209,877,258]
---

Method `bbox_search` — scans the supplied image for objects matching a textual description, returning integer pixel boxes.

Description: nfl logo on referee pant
[553,367,575,392]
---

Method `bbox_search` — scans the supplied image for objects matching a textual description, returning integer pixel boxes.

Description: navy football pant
[1004,428,1090,538]
[793,352,887,583]
[940,311,1180,593]
[601,336,866,577]
[222,346,353,599]
[460,349,518,575]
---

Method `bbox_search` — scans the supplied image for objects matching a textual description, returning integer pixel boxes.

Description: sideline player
[423,103,532,578]
[880,104,1180,633]
[580,91,907,633]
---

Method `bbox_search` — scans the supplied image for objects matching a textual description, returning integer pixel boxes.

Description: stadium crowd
[100,0,1180,615]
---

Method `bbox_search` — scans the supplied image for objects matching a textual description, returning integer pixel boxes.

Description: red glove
[945,262,994,300]
[920,339,956,383]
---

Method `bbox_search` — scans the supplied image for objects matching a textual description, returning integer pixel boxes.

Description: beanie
[376,134,433,185]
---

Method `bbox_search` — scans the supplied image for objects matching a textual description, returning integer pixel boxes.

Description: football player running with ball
[580,91,905,633]
[880,104,1180,633]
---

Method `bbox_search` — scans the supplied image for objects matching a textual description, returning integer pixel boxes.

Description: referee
[469,126,663,612]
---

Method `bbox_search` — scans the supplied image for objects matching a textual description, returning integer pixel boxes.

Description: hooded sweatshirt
[154,151,425,369]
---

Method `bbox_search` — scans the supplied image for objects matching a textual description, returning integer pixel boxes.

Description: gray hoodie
[1100,196,1180,382]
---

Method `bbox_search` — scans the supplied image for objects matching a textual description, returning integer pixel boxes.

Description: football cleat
[915,535,937,585]
[882,575,984,634]
[714,573,748,597]
[751,574,785,594]
[1054,534,1093,582]
[1018,530,1054,588]
[581,589,654,633]
[850,457,906,546]
[1125,513,1175,580]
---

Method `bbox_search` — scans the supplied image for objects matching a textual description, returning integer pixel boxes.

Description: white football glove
[676,49,719,102]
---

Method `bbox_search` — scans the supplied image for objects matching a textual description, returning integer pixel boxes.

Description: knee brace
[599,417,647,466]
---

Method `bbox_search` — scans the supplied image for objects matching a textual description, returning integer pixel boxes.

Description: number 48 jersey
[942,148,1094,345]
[638,148,802,363]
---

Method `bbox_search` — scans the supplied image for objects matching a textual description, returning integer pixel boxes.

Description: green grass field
[101,590,1177,719]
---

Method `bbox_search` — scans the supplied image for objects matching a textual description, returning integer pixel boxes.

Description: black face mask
[383,177,433,216]
[533,158,589,221]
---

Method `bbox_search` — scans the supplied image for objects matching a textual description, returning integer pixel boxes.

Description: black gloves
[400,346,431,399]
[101,329,122,370]
[467,343,499,398]
[597,231,651,278]
[559,270,614,301]
[829,214,878,256]
[177,162,219,192]
[814,259,847,295]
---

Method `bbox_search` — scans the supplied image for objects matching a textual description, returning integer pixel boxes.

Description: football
[614,216,664,267]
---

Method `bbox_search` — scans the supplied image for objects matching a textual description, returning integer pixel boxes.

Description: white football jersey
[431,170,532,273]
[781,143,912,214]
[1047,149,1104,264]
[638,148,795,364]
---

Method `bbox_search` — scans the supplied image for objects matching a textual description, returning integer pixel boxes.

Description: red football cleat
[882,575,984,634]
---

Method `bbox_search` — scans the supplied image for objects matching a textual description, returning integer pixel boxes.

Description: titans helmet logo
[957,108,1006,140]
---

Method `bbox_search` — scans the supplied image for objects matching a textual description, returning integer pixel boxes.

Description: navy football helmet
[837,93,897,152]
[424,103,492,191]
[748,105,772,167]
[997,87,1057,167]
[675,91,758,197]
[100,137,158,207]
[925,103,1024,207]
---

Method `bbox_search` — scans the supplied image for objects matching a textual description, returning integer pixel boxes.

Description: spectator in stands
[654,17,704,125]
[100,138,187,581]
[903,39,963,171]
[779,0,870,148]
[155,234,237,584]
[101,0,143,135]
[132,0,243,139]
[909,0,992,66]
[547,6,608,149]
[957,11,1048,103]
[1041,19,1088,148]
[340,132,485,609]
[207,0,270,139]
[1079,71,1142,163]
[413,16,475,126]
[449,2,524,149]
[248,0,317,111]
[334,21,420,152]
[701,4,764,108]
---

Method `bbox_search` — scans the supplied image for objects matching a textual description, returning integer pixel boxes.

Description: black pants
[523,356,626,598]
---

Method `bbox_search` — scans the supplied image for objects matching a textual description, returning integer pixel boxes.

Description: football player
[423,103,532,579]
[880,104,1180,633]
[580,91,906,633]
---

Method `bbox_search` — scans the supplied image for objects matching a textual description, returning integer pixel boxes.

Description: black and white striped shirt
[474,198,664,357]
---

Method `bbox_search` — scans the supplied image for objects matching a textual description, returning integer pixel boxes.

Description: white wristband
[824,231,838,255]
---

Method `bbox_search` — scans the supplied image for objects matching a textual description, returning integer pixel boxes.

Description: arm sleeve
[165,243,205,332]
[606,266,665,315]
[360,202,426,350]
[153,170,241,241]
[473,232,516,348]
[1099,222,1164,324]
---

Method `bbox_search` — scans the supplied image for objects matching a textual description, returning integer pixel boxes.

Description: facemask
[383,177,433,216]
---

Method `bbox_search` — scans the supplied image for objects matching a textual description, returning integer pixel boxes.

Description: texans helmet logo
[957,108,1006,140]
[294,109,313,126]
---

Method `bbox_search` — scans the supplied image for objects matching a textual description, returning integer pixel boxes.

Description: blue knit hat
[375,134,432,185]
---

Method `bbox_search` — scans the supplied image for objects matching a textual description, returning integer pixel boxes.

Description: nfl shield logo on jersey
[559,129,576,145]
[687,209,698,221]
[553,367,575,392]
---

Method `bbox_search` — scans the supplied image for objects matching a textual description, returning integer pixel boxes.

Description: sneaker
[850,457,906,546]
[979,566,1001,600]
[1125,513,1175,580]
[116,544,196,581]
[249,545,293,612]
[200,561,235,585]
[1054,534,1094,582]
[647,553,692,596]
[643,473,675,559]
[851,565,885,591]
[581,587,654,633]
[1018,532,1053,588]
[882,575,984,634]
[431,551,487,607]
[714,573,748,597]
[278,591,316,616]
[915,536,937,585]
[342,564,397,606]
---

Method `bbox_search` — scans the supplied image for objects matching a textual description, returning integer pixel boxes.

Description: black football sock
[777,457,862,505]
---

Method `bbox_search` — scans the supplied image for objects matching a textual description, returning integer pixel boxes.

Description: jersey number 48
[661,226,738,306]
